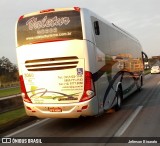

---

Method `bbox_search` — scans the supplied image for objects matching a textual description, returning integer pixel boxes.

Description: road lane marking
[114,106,143,137]
[5,118,50,137]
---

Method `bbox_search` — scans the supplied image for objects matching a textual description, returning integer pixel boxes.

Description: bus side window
[94,21,100,35]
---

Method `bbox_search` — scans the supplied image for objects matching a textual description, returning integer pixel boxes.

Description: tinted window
[17,10,83,46]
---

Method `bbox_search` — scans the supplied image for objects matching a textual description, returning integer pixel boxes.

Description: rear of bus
[16,7,98,118]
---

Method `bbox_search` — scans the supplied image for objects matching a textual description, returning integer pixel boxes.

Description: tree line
[0,56,19,86]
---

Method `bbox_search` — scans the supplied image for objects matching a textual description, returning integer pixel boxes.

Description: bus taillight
[19,75,32,103]
[40,9,55,13]
[80,71,95,102]
[18,15,24,21]
[74,7,80,12]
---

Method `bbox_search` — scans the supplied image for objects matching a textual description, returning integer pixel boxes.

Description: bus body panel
[16,7,144,118]
[17,40,94,104]
[24,96,98,118]
[90,13,144,112]
[17,39,99,118]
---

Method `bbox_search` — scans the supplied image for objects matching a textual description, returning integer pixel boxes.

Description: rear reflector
[26,106,32,111]
[77,105,88,112]
[82,105,88,110]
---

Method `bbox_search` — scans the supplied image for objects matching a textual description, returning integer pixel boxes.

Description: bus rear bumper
[23,97,98,118]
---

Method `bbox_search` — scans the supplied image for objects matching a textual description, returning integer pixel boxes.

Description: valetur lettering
[26,16,70,30]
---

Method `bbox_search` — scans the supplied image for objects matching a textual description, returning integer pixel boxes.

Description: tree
[0,56,19,84]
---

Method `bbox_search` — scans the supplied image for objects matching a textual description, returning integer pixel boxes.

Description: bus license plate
[48,107,62,112]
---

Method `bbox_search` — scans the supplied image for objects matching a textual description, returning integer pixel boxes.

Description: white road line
[114,106,143,137]
[5,118,50,137]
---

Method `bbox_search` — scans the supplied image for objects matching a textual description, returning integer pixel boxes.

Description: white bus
[16,7,145,118]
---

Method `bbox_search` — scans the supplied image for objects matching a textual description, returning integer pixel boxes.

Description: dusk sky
[1,0,160,64]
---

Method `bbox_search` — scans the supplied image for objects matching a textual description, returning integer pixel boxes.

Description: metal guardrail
[0,86,20,90]
[0,94,21,101]
[0,94,23,114]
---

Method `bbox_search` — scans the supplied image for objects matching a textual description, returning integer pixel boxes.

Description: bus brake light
[19,75,32,103]
[80,71,95,102]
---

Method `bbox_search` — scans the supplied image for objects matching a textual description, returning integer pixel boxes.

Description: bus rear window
[17,10,83,46]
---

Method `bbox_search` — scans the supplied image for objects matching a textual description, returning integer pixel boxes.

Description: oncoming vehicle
[151,66,160,74]
[16,7,146,118]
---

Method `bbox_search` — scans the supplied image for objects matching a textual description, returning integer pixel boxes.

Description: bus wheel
[115,88,123,111]
[137,77,143,92]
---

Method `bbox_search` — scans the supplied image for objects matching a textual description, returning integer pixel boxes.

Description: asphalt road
[2,74,160,146]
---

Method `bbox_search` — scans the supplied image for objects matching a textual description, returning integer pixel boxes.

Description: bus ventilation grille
[25,56,79,71]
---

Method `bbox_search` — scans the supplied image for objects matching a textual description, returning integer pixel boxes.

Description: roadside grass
[0,108,37,135]
[0,108,26,126]
[0,87,21,98]
[144,69,151,75]
[0,108,27,134]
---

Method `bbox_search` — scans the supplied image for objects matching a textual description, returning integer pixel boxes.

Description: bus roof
[18,7,81,20]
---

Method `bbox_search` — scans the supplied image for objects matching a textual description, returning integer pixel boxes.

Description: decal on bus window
[26,16,70,30]
[77,68,83,75]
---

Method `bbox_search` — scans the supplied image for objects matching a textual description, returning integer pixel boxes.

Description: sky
[0,0,160,64]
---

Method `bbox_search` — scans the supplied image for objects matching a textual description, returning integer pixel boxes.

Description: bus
[16,7,145,118]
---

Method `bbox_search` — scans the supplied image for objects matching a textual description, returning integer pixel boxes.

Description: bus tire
[115,88,123,111]
[137,76,143,92]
